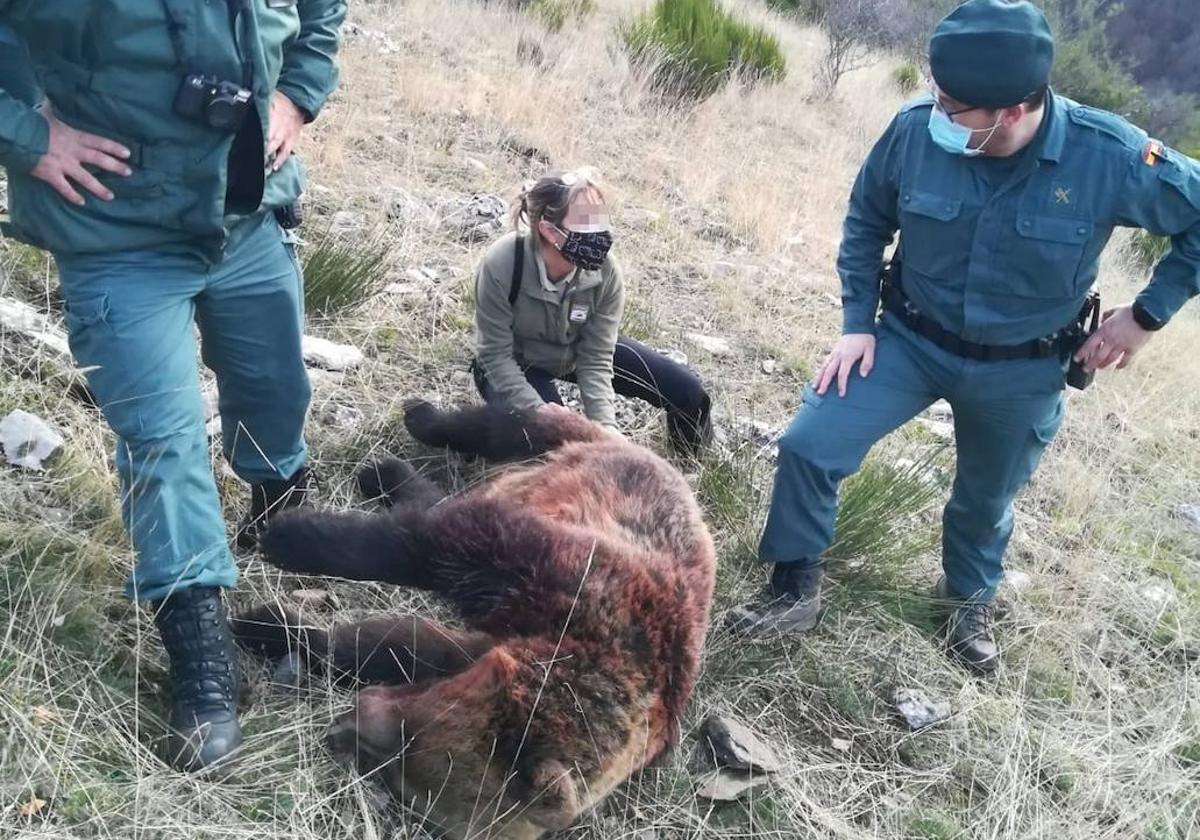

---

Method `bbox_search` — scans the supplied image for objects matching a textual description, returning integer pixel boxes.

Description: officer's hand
[268,91,305,172]
[31,109,132,206]
[814,333,876,398]
[1074,305,1153,372]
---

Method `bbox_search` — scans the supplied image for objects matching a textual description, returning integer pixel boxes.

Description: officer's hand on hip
[31,104,131,206]
[814,333,876,398]
[1074,305,1153,372]
[268,91,306,172]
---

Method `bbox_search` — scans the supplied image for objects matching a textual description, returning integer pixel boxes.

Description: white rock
[0,410,64,471]
[893,687,951,730]
[1175,504,1200,534]
[0,297,71,359]
[330,210,365,233]
[695,769,770,801]
[464,156,489,174]
[1003,569,1033,592]
[926,400,954,422]
[700,715,784,774]
[684,332,734,357]
[302,336,364,371]
[329,404,364,430]
[387,189,439,228]
[1139,581,1176,609]
[830,737,852,753]
[761,359,778,374]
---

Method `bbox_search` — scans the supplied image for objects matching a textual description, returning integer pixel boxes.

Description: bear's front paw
[402,399,447,446]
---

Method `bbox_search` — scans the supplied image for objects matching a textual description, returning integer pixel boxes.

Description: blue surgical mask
[928,104,1001,157]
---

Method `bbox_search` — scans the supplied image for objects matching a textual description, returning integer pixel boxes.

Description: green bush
[530,0,595,32]
[893,61,921,94]
[622,0,787,101]
[300,226,393,318]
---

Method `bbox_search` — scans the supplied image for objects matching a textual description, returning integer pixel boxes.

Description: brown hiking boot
[727,563,824,636]
[934,576,1000,674]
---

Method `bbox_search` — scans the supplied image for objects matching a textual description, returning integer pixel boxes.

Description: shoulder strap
[508,236,524,306]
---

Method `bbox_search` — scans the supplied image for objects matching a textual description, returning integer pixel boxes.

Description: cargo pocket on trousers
[62,292,144,436]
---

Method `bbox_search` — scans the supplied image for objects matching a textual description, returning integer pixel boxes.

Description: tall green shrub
[622,0,787,100]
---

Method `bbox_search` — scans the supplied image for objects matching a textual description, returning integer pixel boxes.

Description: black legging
[472,336,711,452]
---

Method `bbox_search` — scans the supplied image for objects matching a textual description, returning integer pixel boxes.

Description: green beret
[929,0,1054,109]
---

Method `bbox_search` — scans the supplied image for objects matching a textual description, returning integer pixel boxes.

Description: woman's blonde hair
[510,168,607,232]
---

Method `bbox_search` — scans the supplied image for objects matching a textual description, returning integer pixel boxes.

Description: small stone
[830,737,852,753]
[761,359,778,374]
[330,210,365,233]
[464,157,489,174]
[893,687,952,730]
[1175,504,1200,534]
[302,336,364,371]
[451,370,471,386]
[1003,569,1033,592]
[699,715,784,774]
[1139,580,1176,609]
[440,193,508,243]
[329,404,363,430]
[926,400,953,422]
[387,189,439,228]
[823,293,842,309]
[684,332,734,357]
[290,588,339,610]
[695,769,771,801]
[0,410,64,471]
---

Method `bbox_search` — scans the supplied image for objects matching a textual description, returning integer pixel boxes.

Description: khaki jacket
[473,231,624,427]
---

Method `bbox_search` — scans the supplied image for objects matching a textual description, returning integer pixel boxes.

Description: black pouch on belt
[1066,291,1102,391]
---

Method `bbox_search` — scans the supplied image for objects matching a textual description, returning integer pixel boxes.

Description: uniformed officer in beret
[732,0,1200,673]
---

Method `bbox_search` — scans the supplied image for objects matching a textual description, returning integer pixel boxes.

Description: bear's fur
[234,400,716,840]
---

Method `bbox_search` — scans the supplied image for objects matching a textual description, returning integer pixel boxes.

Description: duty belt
[879,269,1097,363]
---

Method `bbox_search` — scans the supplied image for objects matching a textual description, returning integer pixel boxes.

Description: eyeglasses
[929,83,980,119]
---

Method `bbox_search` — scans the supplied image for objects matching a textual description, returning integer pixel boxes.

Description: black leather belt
[880,278,1092,362]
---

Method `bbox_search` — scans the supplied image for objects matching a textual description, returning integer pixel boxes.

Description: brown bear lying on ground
[234,400,716,840]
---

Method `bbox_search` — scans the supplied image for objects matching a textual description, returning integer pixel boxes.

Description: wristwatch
[1131,301,1166,332]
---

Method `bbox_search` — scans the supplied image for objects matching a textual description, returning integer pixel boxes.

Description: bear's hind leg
[233,603,497,685]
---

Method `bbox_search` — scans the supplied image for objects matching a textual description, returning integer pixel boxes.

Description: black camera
[173,74,253,132]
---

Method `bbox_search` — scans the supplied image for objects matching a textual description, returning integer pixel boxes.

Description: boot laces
[157,589,236,716]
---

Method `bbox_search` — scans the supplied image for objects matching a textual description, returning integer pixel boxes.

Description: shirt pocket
[1012,214,1093,298]
[898,189,967,280]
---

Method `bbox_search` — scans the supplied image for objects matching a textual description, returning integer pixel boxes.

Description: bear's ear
[520,758,581,832]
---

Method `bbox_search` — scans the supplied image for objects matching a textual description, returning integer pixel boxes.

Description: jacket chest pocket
[898,189,969,281]
[1011,215,1093,298]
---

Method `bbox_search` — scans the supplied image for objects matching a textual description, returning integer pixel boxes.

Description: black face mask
[557,229,613,271]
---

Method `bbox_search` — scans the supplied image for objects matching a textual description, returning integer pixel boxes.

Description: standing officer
[0,1,345,769]
[732,0,1200,673]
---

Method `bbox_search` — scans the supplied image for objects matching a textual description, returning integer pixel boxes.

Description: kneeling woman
[471,170,711,454]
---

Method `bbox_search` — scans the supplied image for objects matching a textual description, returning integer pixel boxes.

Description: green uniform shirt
[840,90,1200,342]
[0,0,345,261]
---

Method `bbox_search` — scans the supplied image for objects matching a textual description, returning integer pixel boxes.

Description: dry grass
[2,0,1198,837]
